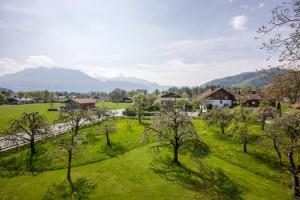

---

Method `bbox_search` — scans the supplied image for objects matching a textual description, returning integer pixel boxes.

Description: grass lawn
[0,102,131,132]
[0,118,291,199]
[0,103,63,132]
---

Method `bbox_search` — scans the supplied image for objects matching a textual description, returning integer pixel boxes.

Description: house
[198,88,235,110]
[65,98,96,110]
[7,97,34,104]
[232,91,264,107]
[52,96,69,103]
[93,96,108,102]
[121,97,132,103]
[160,92,182,105]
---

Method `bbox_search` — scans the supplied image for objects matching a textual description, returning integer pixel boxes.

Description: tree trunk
[173,133,180,165]
[243,142,247,153]
[221,125,225,134]
[272,138,282,165]
[292,173,300,197]
[67,149,74,189]
[30,137,36,156]
[262,118,265,131]
[106,133,111,147]
[138,114,141,124]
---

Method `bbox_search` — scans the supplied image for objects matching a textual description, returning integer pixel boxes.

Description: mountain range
[201,69,275,88]
[0,67,167,92]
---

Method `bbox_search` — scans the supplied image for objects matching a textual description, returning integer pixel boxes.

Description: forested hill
[201,70,275,88]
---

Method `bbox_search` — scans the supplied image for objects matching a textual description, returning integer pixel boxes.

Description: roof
[291,102,300,108]
[71,98,96,104]
[8,97,34,101]
[231,92,263,101]
[198,88,234,100]
[160,92,182,98]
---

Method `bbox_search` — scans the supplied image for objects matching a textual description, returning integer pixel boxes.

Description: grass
[0,102,131,132]
[0,103,63,132]
[0,118,291,199]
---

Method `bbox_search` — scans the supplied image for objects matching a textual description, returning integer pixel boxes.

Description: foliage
[203,109,233,134]
[3,112,50,156]
[133,92,147,123]
[266,110,300,197]
[143,104,209,165]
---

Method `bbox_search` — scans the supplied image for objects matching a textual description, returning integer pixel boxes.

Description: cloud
[258,3,265,8]
[230,15,248,31]
[0,58,22,75]
[25,56,54,67]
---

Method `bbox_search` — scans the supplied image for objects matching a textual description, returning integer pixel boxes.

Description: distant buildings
[160,92,183,105]
[7,97,34,104]
[93,96,108,102]
[65,98,96,110]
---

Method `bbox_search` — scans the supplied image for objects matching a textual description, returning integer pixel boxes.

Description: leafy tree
[56,110,91,189]
[257,105,278,131]
[203,109,233,134]
[143,104,209,165]
[133,92,147,123]
[0,93,7,103]
[93,108,117,147]
[230,107,254,153]
[266,110,300,197]
[4,112,50,157]
[109,88,126,102]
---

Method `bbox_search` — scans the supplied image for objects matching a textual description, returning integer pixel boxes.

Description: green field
[0,118,290,199]
[0,102,130,132]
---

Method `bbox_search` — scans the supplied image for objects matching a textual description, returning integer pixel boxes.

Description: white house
[198,88,235,111]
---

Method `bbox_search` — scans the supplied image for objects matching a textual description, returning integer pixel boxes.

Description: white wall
[200,99,232,112]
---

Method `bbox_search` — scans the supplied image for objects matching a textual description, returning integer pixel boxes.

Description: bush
[123,105,136,116]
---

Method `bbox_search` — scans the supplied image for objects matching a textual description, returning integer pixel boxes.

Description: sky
[0,0,283,86]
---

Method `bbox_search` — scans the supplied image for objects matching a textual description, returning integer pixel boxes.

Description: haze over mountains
[0,67,275,92]
[0,67,167,92]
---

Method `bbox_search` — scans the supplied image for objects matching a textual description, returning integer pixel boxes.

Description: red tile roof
[72,98,96,104]
[198,88,232,100]
[231,92,263,101]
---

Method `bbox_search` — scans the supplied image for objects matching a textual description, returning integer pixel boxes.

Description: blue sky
[0,0,283,86]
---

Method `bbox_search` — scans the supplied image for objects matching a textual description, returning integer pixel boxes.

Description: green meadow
[0,118,291,200]
[0,102,130,132]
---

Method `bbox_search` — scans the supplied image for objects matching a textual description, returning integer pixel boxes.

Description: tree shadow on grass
[249,150,284,173]
[150,157,243,200]
[0,144,53,177]
[42,177,97,200]
[100,142,127,157]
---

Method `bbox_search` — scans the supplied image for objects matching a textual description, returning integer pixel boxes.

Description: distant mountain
[0,87,13,94]
[0,67,166,92]
[201,69,278,88]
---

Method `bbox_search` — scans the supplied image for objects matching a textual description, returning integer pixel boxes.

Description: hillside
[0,67,166,92]
[202,70,274,88]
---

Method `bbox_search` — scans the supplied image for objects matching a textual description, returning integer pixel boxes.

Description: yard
[0,102,131,132]
[0,118,290,200]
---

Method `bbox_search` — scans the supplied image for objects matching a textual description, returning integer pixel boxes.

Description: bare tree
[257,0,300,67]
[56,110,91,190]
[203,108,233,134]
[266,110,300,197]
[4,112,50,157]
[143,104,209,165]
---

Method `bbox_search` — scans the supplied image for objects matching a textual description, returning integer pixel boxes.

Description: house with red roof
[66,98,96,110]
[231,91,264,107]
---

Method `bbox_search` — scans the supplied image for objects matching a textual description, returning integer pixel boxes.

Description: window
[252,101,255,105]
[220,100,223,104]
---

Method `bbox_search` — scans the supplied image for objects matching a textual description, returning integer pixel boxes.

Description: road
[0,109,125,152]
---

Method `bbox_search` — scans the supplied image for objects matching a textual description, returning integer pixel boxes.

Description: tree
[230,107,254,153]
[109,88,126,102]
[93,108,116,147]
[0,93,7,103]
[133,92,147,124]
[203,109,233,134]
[56,110,91,189]
[257,0,300,66]
[266,110,300,197]
[143,104,209,165]
[4,112,50,157]
[257,105,278,130]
